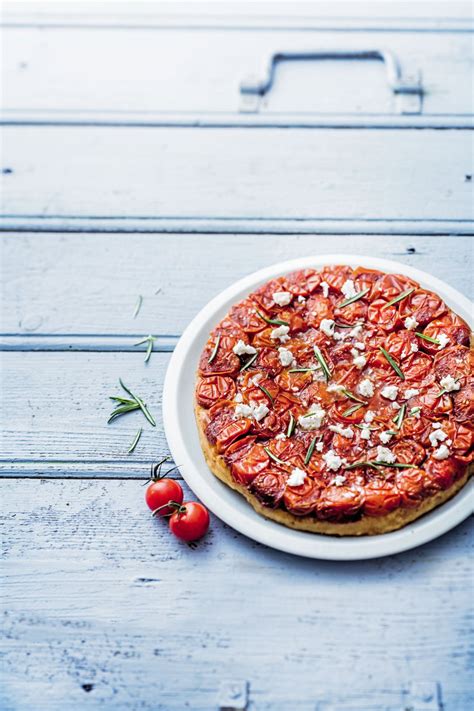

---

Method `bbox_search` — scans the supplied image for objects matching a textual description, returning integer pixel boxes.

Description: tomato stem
[151,499,184,517]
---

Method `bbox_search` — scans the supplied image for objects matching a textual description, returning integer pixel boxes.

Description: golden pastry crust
[195,265,473,536]
[196,403,471,536]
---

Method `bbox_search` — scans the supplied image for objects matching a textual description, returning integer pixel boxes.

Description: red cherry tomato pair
[145,460,210,542]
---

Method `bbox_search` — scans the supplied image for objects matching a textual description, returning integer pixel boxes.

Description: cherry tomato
[169,502,210,542]
[146,478,184,516]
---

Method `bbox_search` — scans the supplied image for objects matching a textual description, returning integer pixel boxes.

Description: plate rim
[163,254,474,560]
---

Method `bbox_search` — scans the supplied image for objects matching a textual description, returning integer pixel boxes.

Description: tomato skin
[169,502,210,542]
[146,479,184,516]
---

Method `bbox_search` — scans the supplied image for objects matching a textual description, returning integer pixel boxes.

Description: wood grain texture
[1,233,472,339]
[1,478,473,711]
[1,129,473,233]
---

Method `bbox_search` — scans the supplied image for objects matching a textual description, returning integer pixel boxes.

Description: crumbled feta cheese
[404,388,419,399]
[327,383,345,393]
[270,325,290,343]
[233,339,257,356]
[404,316,418,331]
[379,431,393,444]
[446,438,452,445]
[333,331,346,342]
[437,333,450,349]
[341,279,357,299]
[251,373,262,385]
[376,446,397,464]
[332,475,346,487]
[432,422,443,429]
[352,354,367,369]
[320,318,335,338]
[234,392,243,403]
[350,324,363,338]
[429,427,448,447]
[234,402,269,422]
[433,444,450,460]
[364,410,376,423]
[315,441,324,452]
[275,433,286,441]
[391,402,401,410]
[439,375,460,392]
[354,341,365,351]
[358,379,374,398]
[320,281,330,298]
[381,385,399,401]
[287,467,306,487]
[410,342,419,353]
[410,407,421,418]
[323,450,346,471]
[297,295,306,304]
[273,291,292,307]
[329,424,354,439]
[278,346,294,367]
[360,424,371,440]
[298,405,326,430]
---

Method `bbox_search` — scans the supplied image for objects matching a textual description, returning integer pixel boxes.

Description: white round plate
[163,255,473,560]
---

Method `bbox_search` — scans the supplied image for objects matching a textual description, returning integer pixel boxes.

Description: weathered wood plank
[1,129,472,232]
[2,26,473,122]
[1,478,473,710]
[1,234,472,340]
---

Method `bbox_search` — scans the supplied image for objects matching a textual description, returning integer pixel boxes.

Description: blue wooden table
[1,4,473,710]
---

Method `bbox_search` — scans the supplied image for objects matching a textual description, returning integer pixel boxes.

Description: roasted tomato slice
[402,352,433,381]
[392,440,426,465]
[333,299,367,324]
[250,279,288,311]
[370,273,418,302]
[320,265,354,292]
[452,422,474,456]
[384,331,419,361]
[199,337,241,377]
[280,269,321,295]
[316,485,364,522]
[206,403,252,452]
[363,479,401,516]
[395,468,425,507]
[400,289,446,326]
[419,313,470,355]
[228,299,267,333]
[452,381,474,422]
[250,469,287,508]
[352,266,382,293]
[231,442,270,485]
[255,347,283,377]
[283,478,321,515]
[367,299,400,332]
[304,295,334,327]
[423,456,461,492]
[196,375,236,408]
[434,345,472,380]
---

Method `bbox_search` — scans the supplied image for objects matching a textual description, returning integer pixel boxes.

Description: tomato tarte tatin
[195,266,473,535]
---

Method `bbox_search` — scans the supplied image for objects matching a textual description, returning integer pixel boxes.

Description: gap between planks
[0,334,178,352]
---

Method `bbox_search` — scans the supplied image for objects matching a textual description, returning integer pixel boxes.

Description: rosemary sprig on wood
[127,428,143,454]
[379,347,405,380]
[133,295,143,319]
[134,334,157,363]
[108,379,156,427]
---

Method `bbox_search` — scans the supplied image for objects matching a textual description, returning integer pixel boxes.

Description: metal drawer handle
[239,49,423,115]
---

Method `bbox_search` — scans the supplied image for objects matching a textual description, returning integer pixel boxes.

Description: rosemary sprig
[415,331,440,345]
[288,368,315,373]
[409,406,421,416]
[341,388,368,405]
[338,287,370,308]
[334,321,364,329]
[345,460,381,470]
[257,383,274,403]
[392,403,406,429]
[342,403,364,417]
[107,379,157,427]
[264,447,287,466]
[127,427,143,454]
[134,334,157,363]
[371,461,417,469]
[133,295,143,319]
[255,309,289,327]
[240,351,258,372]
[304,436,318,465]
[436,378,460,398]
[207,334,221,364]
[382,288,415,310]
[286,413,295,438]
[379,347,405,380]
[313,346,331,382]
[355,423,378,431]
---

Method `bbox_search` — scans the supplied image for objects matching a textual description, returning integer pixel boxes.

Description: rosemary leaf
[436,378,460,398]
[339,287,370,308]
[415,331,440,345]
[288,368,314,373]
[127,428,143,454]
[304,436,318,465]
[240,351,258,372]
[392,403,406,429]
[208,334,221,364]
[342,403,364,417]
[313,346,331,382]
[134,335,156,363]
[134,395,156,427]
[371,461,417,469]
[286,414,295,438]
[264,447,287,466]
[257,383,274,403]
[133,295,143,319]
[382,288,415,309]
[256,309,289,327]
[341,388,367,405]
[107,403,140,424]
[379,347,405,380]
